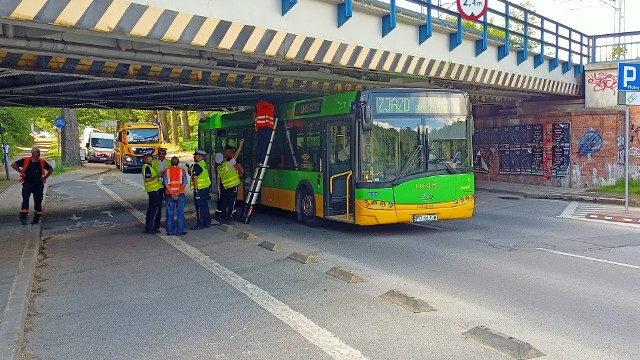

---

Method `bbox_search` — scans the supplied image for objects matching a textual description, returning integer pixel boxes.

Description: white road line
[558,201,579,218]
[96,175,368,360]
[537,248,640,270]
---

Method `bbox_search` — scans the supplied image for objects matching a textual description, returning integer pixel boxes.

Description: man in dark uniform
[189,149,212,230]
[11,146,53,225]
[141,151,163,234]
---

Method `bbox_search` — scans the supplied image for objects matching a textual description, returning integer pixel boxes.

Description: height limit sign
[457,0,488,21]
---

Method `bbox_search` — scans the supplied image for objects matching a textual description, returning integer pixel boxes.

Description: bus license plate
[413,214,438,222]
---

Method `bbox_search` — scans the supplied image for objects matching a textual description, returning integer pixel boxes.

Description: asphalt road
[21,164,640,359]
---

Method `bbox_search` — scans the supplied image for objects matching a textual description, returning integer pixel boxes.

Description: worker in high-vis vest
[11,146,53,225]
[141,151,163,234]
[215,139,244,221]
[152,147,168,224]
[163,156,188,236]
[189,149,212,230]
[254,97,275,166]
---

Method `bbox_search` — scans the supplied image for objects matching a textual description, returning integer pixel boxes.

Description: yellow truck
[114,122,163,172]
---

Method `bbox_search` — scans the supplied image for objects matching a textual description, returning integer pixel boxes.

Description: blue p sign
[618,63,640,91]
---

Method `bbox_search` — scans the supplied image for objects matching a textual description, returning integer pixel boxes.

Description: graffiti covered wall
[585,65,619,108]
[474,108,636,188]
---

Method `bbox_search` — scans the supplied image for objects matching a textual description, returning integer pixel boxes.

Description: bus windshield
[359,93,471,183]
[127,129,159,144]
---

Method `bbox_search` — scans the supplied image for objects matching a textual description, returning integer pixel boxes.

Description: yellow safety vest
[142,163,163,192]
[190,160,211,190]
[217,161,241,188]
[151,158,167,175]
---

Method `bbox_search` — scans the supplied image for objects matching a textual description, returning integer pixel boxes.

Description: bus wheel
[299,188,322,227]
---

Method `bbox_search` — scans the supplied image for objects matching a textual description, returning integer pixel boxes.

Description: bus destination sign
[374,95,465,115]
[294,99,323,116]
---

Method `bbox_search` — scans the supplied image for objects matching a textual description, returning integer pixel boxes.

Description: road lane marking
[558,201,579,218]
[96,175,368,360]
[536,248,640,270]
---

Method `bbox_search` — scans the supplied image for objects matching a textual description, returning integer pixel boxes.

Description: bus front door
[325,123,354,222]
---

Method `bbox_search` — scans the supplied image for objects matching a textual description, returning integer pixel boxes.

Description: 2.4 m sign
[457,0,488,21]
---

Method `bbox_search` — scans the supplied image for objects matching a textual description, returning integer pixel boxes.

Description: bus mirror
[361,105,372,131]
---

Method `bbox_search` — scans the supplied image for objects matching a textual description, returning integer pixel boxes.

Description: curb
[477,187,626,205]
[0,214,42,360]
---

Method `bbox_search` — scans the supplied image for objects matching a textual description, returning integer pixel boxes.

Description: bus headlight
[371,200,377,206]
[388,202,393,208]
[453,199,458,204]
[380,201,385,207]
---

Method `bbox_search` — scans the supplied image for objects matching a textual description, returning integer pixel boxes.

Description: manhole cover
[498,196,521,200]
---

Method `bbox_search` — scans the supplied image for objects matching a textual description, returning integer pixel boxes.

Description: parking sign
[618,63,640,91]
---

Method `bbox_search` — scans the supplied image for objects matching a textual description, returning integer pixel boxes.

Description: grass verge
[596,179,640,194]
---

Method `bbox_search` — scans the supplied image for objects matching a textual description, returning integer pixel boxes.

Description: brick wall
[473,107,634,188]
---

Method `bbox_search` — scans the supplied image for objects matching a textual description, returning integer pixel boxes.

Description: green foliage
[0,108,36,148]
[178,138,198,152]
[611,45,627,60]
[596,179,640,194]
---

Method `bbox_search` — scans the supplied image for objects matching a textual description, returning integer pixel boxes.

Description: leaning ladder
[240,118,279,224]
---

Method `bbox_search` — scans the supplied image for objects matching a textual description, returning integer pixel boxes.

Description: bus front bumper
[354,199,474,226]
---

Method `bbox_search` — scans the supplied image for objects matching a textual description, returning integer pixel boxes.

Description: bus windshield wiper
[428,146,456,173]
[392,144,423,186]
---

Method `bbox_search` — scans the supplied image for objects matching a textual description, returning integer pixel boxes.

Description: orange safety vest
[164,166,186,195]
[20,157,46,184]
[254,101,275,130]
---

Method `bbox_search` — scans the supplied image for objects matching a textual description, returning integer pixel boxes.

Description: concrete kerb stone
[326,266,366,283]
[462,326,545,360]
[0,206,43,360]
[288,252,318,264]
[258,241,278,251]
[380,289,436,313]
[236,231,257,240]
[218,224,234,232]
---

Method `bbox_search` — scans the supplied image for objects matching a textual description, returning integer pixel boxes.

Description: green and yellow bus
[198,88,474,226]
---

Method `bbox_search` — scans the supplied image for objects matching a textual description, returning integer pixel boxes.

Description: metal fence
[591,31,640,63]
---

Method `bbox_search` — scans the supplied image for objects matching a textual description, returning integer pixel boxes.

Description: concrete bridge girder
[0,0,582,109]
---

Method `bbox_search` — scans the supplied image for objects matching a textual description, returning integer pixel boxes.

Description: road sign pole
[625,105,630,213]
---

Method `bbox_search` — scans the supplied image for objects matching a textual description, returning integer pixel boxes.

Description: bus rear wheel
[299,188,322,227]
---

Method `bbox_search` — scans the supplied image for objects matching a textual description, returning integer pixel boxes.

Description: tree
[180,110,191,140]
[158,110,169,143]
[170,110,179,145]
[61,108,82,166]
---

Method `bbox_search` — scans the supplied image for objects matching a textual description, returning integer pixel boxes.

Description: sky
[396,0,640,36]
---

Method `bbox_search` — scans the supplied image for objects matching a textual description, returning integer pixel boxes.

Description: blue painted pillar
[419,0,432,44]
[549,23,560,72]
[534,18,545,68]
[382,0,396,37]
[282,0,297,15]
[517,9,528,65]
[498,3,510,61]
[450,13,462,51]
[475,12,488,56]
[338,0,352,27]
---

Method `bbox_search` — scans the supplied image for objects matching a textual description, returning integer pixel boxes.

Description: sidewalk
[476,179,627,205]
[476,179,640,225]
[0,152,109,360]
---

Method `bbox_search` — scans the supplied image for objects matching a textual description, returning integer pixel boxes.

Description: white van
[85,131,115,163]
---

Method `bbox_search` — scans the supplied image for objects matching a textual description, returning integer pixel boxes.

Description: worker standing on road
[254,97,275,166]
[216,139,244,221]
[11,146,53,225]
[152,148,168,229]
[142,151,163,234]
[189,149,212,230]
[163,156,188,236]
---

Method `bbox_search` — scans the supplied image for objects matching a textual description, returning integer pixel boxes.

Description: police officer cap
[193,149,206,156]
[214,153,224,164]
[157,147,167,154]
[142,151,154,157]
